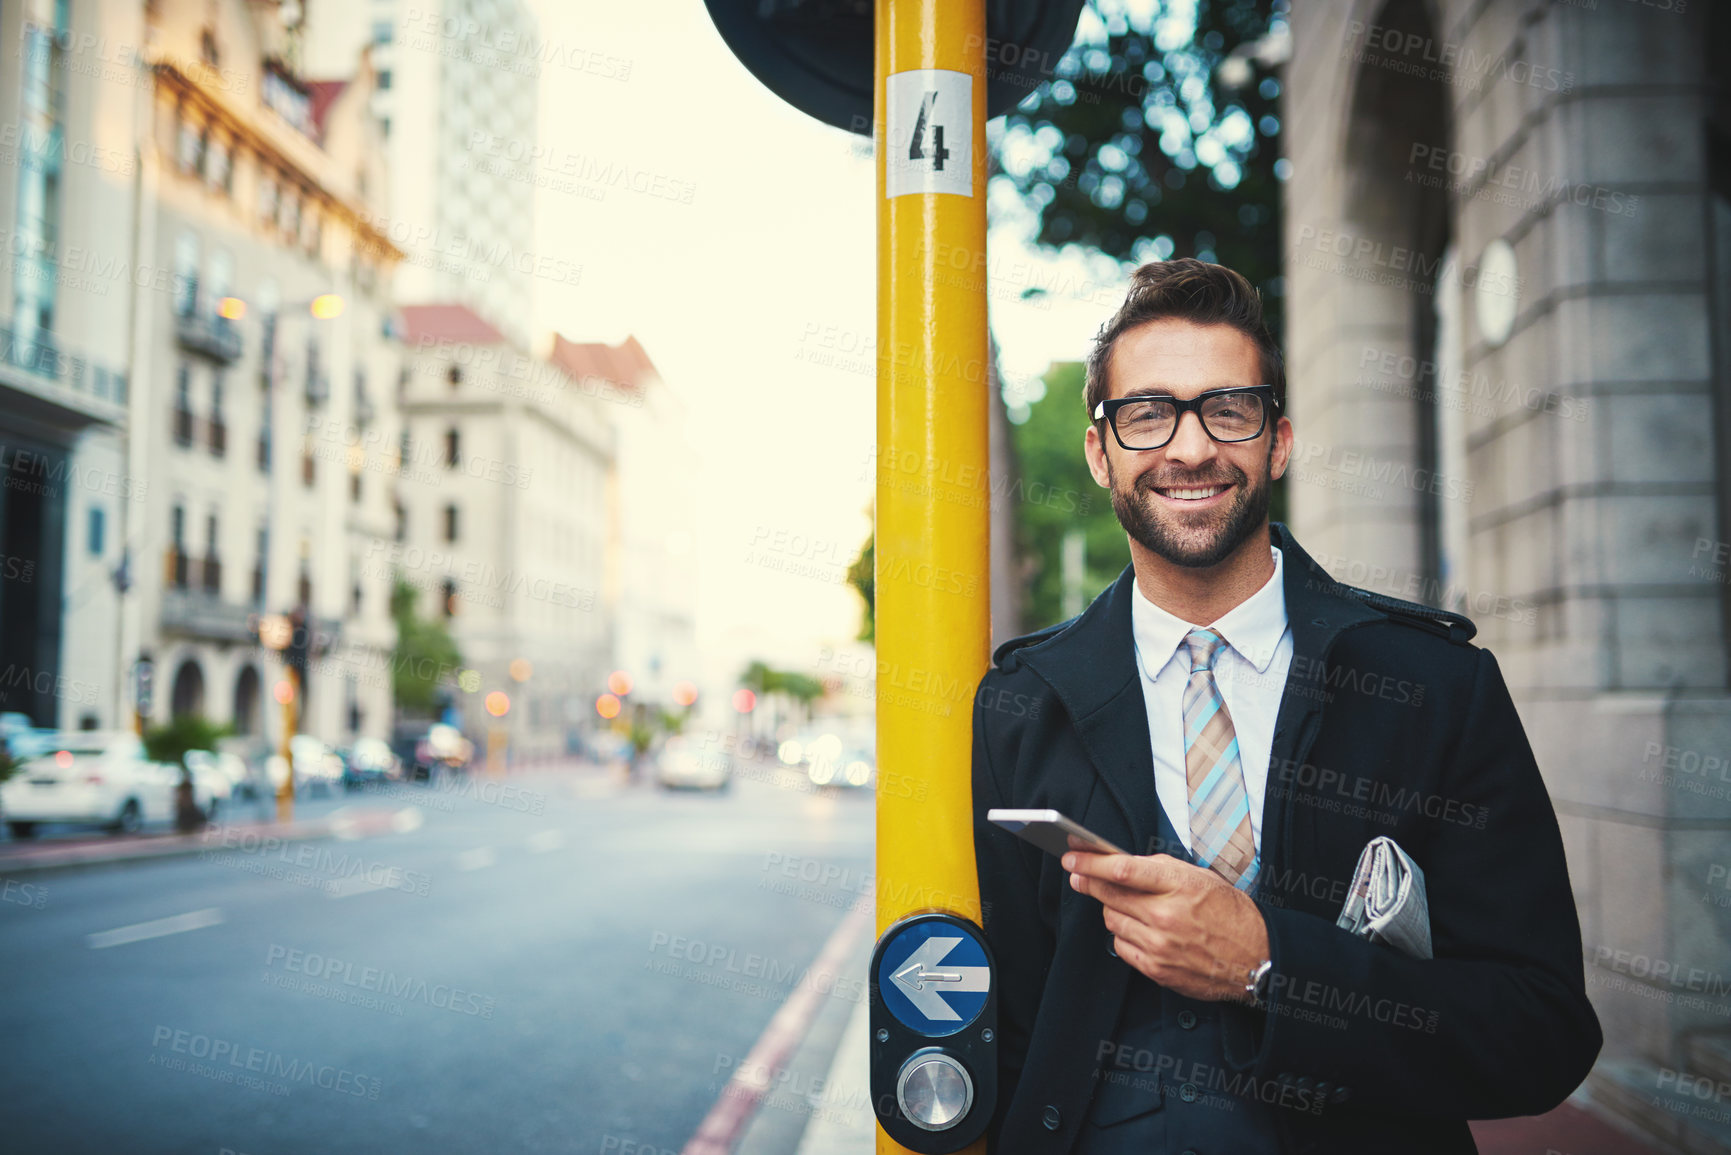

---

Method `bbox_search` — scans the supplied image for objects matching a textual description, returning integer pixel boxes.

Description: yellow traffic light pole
[876,0,990,1150]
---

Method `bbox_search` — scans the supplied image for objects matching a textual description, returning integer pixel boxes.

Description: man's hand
[1063,848,1270,1003]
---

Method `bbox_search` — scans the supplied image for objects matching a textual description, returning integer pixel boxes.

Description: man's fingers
[1064,851,1189,893]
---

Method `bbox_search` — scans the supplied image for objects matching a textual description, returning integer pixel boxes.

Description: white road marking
[326,876,388,899]
[456,847,497,871]
[526,830,565,853]
[87,908,224,950]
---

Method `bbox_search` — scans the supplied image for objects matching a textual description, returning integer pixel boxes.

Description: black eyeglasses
[1092,386,1279,451]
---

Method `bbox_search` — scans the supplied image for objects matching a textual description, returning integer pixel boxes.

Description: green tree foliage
[1012,362,1131,628]
[142,714,233,768]
[846,531,874,644]
[390,579,463,716]
[994,0,1288,324]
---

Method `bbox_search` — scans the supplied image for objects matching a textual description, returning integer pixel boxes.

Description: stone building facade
[1283,1,1730,1148]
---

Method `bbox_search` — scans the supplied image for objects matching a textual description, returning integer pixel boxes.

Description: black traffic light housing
[702,0,1087,134]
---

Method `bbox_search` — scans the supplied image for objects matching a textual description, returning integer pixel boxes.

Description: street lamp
[244,292,345,821]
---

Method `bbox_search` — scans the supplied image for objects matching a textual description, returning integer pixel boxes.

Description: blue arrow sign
[878,920,990,1036]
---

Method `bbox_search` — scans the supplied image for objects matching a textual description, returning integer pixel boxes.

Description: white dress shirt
[1129,545,1293,856]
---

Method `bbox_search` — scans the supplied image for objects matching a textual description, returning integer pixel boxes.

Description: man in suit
[971,258,1601,1154]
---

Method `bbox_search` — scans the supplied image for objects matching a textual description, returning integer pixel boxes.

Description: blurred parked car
[0,732,227,837]
[412,724,472,781]
[0,712,56,765]
[340,737,401,790]
[288,735,344,795]
[654,736,731,791]
[185,749,250,802]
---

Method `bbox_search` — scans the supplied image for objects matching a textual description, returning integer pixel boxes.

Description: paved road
[1,758,874,1155]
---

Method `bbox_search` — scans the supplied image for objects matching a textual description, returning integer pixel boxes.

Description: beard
[1107,450,1272,569]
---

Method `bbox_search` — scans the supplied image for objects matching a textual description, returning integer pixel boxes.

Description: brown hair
[1084,258,1285,426]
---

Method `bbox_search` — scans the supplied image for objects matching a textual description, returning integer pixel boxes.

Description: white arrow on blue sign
[878,922,991,1035]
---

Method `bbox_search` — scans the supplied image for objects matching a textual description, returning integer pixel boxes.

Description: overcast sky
[530,0,1131,696]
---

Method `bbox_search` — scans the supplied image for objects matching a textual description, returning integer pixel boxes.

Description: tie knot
[1181,628,1228,673]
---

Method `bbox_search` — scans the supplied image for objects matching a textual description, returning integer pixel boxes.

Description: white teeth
[1163,486,1225,500]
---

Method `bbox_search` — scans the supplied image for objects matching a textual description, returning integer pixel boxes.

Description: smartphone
[987,809,1128,858]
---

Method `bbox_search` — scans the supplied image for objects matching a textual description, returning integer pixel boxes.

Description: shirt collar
[1130,545,1288,680]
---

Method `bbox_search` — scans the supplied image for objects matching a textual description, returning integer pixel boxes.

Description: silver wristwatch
[1244,958,1273,1003]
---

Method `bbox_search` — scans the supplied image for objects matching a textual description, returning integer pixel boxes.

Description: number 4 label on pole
[885,69,974,199]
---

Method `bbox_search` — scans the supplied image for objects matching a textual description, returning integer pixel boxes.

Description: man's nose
[1162,410,1217,467]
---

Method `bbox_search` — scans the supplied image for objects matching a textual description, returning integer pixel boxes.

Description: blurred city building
[394,305,614,760]
[303,0,539,350]
[1284,3,1729,1148]
[121,0,403,748]
[0,0,136,731]
[551,334,699,714]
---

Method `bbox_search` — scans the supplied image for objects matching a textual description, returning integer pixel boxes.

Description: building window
[176,114,204,174]
[205,137,231,195]
[252,525,267,606]
[87,506,105,556]
[377,69,392,90]
[173,231,199,318]
[441,578,458,618]
[371,19,393,45]
[210,373,226,457]
[448,365,462,388]
[350,468,362,503]
[398,428,411,470]
[170,503,188,588]
[445,428,460,468]
[203,513,221,594]
[259,176,278,226]
[444,503,459,543]
[173,364,194,447]
[393,500,406,542]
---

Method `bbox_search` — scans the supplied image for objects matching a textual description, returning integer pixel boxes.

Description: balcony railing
[201,555,222,595]
[209,416,227,457]
[173,406,194,447]
[174,312,244,364]
[0,318,129,414]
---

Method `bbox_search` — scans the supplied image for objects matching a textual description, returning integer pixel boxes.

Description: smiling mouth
[1152,484,1231,502]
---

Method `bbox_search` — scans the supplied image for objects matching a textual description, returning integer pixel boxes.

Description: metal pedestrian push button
[870,913,998,1152]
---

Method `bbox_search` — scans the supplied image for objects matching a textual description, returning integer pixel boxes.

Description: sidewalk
[0,805,410,876]
[794,1008,1669,1155]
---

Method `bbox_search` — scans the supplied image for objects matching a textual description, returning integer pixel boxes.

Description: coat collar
[1012,522,1384,864]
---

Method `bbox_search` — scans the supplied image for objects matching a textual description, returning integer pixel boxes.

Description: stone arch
[170,657,206,719]
[232,664,262,735]
[1289,0,1457,596]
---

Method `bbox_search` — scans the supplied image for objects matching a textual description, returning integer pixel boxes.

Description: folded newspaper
[1335,836,1433,959]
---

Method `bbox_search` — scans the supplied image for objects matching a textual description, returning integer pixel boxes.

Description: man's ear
[1084,423,1113,489]
[1269,416,1293,482]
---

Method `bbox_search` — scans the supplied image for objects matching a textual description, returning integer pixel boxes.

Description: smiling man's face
[1084,318,1293,569]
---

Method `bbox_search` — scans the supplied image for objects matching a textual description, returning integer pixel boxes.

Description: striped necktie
[1180,628,1259,890]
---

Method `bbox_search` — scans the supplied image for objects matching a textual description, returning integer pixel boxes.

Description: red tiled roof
[398,303,508,346]
[549,335,659,394]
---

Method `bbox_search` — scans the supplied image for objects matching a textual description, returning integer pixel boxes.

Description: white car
[654,737,732,791]
[288,735,344,795]
[0,732,227,838]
